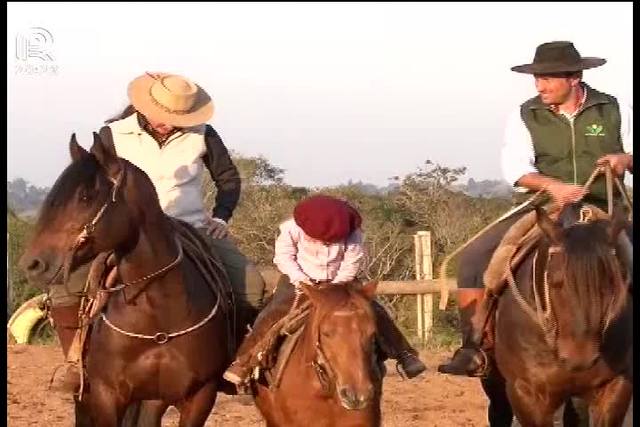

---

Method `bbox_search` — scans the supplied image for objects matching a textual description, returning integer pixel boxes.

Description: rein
[439,163,632,309]
[53,161,220,345]
[100,295,221,344]
[58,163,125,293]
[97,240,184,295]
[503,165,631,348]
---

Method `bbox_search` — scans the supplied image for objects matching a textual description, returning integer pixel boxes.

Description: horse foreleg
[120,400,169,427]
[74,398,94,427]
[587,375,632,427]
[562,397,589,427]
[480,371,513,427]
[177,381,218,427]
[506,379,559,427]
[84,381,128,427]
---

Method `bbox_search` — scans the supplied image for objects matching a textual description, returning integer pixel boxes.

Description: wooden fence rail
[375,279,457,295]
[259,229,454,344]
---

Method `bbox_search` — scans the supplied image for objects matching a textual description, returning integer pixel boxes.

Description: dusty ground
[8,344,489,426]
[7,344,633,426]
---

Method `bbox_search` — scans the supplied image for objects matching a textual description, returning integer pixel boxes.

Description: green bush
[7,210,40,315]
[9,156,512,351]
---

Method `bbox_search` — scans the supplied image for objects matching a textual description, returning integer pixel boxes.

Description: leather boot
[437,288,490,377]
[223,289,295,387]
[49,303,82,393]
[372,301,426,379]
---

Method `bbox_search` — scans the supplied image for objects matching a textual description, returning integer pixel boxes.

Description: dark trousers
[457,210,531,289]
[457,208,633,290]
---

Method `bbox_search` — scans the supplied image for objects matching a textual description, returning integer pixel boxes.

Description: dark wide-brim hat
[511,41,606,74]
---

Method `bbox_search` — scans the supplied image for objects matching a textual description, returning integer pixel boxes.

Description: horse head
[299,281,380,411]
[535,202,630,371]
[18,132,160,288]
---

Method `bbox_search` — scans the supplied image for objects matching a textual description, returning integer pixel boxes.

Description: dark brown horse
[252,281,383,427]
[19,133,233,426]
[485,203,632,427]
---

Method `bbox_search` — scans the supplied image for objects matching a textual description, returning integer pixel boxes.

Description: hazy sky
[7,2,633,189]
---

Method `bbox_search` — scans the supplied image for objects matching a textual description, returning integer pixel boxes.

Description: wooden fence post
[413,233,424,341]
[414,231,434,344]
[419,231,433,342]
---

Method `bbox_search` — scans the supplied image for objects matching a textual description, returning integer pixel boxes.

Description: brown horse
[19,133,234,426]
[484,203,632,427]
[252,281,384,427]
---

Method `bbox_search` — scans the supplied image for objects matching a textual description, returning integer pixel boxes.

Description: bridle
[57,163,126,291]
[507,205,629,348]
[312,334,338,394]
[58,162,184,294]
[50,160,219,345]
[309,304,378,397]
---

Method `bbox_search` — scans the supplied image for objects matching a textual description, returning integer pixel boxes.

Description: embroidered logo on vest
[585,124,606,137]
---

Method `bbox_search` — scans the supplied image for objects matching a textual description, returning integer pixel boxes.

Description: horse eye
[321,330,333,338]
[78,191,93,203]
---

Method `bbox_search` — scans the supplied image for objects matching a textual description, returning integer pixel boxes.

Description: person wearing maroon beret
[224,194,426,389]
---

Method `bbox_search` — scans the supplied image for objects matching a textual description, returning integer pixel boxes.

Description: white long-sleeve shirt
[500,96,633,188]
[273,218,365,285]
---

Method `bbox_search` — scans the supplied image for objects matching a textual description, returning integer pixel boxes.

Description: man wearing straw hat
[47,72,267,391]
[437,41,633,377]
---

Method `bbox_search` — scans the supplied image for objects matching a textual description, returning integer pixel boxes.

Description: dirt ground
[7,344,633,426]
[8,344,490,426]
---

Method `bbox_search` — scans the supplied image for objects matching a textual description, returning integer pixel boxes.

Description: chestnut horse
[485,203,632,427]
[252,281,384,427]
[19,134,234,426]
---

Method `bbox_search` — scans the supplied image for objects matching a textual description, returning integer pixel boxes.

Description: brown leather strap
[605,165,614,216]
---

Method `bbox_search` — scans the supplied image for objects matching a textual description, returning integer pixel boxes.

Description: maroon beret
[293,195,362,243]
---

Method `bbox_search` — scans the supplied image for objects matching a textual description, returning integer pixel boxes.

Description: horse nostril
[338,387,371,410]
[23,257,48,277]
[339,387,356,403]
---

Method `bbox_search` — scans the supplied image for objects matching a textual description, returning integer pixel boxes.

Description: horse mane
[557,210,627,333]
[311,283,373,316]
[37,150,167,235]
[36,155,104,228]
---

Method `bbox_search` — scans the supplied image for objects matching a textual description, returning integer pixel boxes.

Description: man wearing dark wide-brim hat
[438,41,633,377]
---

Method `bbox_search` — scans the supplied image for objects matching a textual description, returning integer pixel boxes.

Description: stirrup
[395,361,407,380]
[395,351,426,380]
[438,347,489,378]
[472,348,490,378]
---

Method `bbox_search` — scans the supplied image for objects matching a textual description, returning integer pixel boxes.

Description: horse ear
[536,206,562,245]
[90,131,121,178]
[69,133,89,161]
[359,281,378,300]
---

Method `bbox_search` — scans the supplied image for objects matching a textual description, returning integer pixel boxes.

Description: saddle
[483,204,632,297]
[250,297,313,390]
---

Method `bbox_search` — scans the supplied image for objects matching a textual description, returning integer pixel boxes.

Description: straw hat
[127,72,214,127]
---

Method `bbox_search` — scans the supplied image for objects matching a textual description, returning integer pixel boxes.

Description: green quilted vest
[519,83,624,209]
